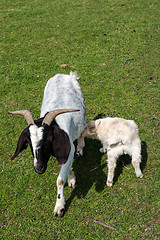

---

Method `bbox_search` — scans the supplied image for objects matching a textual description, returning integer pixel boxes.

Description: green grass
[1,0,160,239]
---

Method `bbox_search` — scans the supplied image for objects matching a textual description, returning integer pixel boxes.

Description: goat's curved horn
[42,109,80,126]
[8,110,34,125]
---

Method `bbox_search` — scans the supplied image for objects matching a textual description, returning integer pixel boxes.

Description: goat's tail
[70,71,80,80]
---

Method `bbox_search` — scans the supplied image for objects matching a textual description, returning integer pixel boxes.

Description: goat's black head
[8,109,79,174]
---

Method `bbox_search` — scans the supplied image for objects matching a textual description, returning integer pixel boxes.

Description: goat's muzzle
[34,165,47,174]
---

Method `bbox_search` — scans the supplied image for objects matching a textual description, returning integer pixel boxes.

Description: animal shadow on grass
[65,138,106,212]
[65,141,147,213]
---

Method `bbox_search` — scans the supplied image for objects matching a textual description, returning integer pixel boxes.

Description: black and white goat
[77,117,143,187]
[9,72,86,216]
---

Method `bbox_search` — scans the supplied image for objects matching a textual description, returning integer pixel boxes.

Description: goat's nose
[34,165,46,174]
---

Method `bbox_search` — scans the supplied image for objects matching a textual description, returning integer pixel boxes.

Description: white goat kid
[77,117,143,187]
[9,72,86,216]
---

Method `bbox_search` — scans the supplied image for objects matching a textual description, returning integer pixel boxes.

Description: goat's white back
[40,72,86,141]
[95,117,139,147]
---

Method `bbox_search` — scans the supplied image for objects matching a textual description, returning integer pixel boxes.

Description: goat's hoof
[76,153,81,159]
[54,207,65,217]
[76,150,83,158]
[137,172,143,178]
[107,181,113,187]
[100,148,104,153]
[100,148,107,154]
[54,198,65,217]
[136,170,143,178]
[68,179,76,189]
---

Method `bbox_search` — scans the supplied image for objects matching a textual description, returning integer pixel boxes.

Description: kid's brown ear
[89,126,96,134]
[87,121,95,128]
[87,121,96,134]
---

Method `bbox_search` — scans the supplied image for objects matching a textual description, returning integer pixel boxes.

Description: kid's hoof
[107,180,113,187]
[76,149,83,158]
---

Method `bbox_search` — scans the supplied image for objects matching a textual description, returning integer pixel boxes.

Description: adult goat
[9,72,86,216]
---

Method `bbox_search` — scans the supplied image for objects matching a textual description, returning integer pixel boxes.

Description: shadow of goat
[113,141,148,185]
[65,140,147,213]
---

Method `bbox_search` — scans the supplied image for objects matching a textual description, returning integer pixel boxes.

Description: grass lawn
[1,0,159,239]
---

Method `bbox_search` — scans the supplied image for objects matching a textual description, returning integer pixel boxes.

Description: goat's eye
[47,136,53,142]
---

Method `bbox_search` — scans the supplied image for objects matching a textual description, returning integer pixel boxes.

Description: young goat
[8,72,86,216]
[77,117,143,186]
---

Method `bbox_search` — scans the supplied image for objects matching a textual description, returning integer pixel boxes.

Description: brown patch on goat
[87,121,97,137]
[58,178,64,186]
